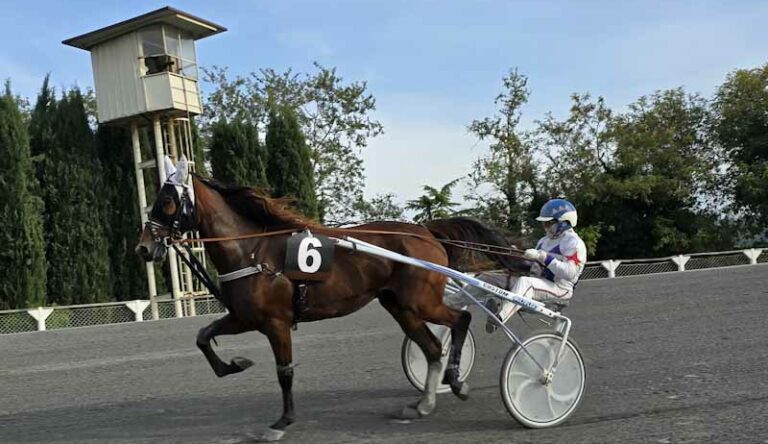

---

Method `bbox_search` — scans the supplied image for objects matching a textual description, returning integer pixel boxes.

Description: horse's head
[135,155,196,263]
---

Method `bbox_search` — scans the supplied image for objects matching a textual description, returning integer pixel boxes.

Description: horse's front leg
[252,320,294,442]
[196,313,254,377]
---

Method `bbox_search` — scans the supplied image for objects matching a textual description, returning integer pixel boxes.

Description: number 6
[298,236,322,273]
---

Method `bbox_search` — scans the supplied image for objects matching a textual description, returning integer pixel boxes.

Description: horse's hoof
[246,428,285,442]
[452,381,470,401]
[397,405,421,421]
[442,367,458,385]
[232,356,255,371]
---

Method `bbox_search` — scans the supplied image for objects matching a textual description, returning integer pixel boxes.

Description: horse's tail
[425,216,530,272]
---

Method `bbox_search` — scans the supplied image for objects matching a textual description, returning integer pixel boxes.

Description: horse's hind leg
[196,313,254,377]
[414,302,472,400]
[379,292,442,420]
[442,308,471,400]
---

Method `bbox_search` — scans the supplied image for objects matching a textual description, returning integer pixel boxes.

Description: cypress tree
[0,82,46,309]
[265,107,318,218]
[29,75,56,188]
[210,119,268,188]
[190,119,208,175]
[95,125,146,301]
[42,89,110,305]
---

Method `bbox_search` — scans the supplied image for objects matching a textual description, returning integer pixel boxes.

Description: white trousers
[445,272,572,323]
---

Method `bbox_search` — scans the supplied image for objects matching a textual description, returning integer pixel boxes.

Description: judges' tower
[64,7,226,318]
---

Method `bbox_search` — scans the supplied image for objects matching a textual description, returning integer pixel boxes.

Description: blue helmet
[536,198,577,238]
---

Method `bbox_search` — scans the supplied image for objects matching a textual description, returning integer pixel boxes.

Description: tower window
[139,25,197,79]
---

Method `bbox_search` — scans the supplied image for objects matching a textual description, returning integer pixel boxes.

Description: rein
[177,228,301,244]
[439,239,527,258]
[155,177,525,259]
[172,243,224,302]
[176,227,527,259]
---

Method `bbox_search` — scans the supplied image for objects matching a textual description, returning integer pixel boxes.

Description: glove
[524,248,547,263]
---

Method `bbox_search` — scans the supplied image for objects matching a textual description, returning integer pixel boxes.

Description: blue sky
[2,0,767,205]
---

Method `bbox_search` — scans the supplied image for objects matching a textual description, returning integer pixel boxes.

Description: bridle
[143,180,225,301]
[146,182,196,249]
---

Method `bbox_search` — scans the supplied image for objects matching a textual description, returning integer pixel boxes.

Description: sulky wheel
[499,331,586,428]
[401,323,476,394]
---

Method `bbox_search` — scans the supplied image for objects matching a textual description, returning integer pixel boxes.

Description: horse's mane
[196,175,320,229]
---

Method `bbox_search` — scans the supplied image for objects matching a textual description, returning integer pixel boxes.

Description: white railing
[0,248,765,335]
[0,295,227,335]
[579,247,765,280]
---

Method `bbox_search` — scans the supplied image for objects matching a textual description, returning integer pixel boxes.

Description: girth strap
[292,282,309,330]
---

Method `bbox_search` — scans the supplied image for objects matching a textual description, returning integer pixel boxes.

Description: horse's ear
[176,155,189,185]
[164,156,177,181]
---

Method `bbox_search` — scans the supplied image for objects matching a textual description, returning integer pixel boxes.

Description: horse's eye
[162,197,176,214]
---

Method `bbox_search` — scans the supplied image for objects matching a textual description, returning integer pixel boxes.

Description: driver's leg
[442,271,509,308]
[486,276,571,333]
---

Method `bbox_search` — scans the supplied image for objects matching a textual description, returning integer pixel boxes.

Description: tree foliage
[467,69,538,233]
[95,126,146,301]
[209,118,268,188]
[202,63,383,222]
[0,82,46,309]
[406,178,461,223]
[598,89,721,258]
[474,70,733,259]
[533,93,614,253]
[713,64,768,231]
[36,88,110,305]
[265,106,319,219]
[352,193,405,223]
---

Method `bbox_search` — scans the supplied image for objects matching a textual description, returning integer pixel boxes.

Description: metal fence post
[671,255,690,271]
[27,307,54,331]
[743,248,763,265]
[125,300,151,322]
[601,260,621,278]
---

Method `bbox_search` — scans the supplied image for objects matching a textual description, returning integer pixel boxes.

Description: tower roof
[63,6,226,50]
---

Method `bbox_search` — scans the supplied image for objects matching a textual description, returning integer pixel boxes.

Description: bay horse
[135,156,527,442]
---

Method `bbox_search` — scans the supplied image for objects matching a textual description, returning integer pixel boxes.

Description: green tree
[265,106,318,218]
[352,193,405,223]
[0,82,46,309]
[190,119,208,175]
[598,89,722,258]
[40,88,110,305]
[533,89,729,259]
[713,64,768,233]
[202,63,383,221]
[29,75,56,186]
[95,126,146,301]
[209,118,268,188]
[534,93,614,254]
[467,69,538,233]
[406,178,461,223]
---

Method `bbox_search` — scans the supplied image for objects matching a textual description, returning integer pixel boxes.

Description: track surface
[2,265,768,443]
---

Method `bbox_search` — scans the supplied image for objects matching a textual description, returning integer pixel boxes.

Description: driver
[447,198,588,333]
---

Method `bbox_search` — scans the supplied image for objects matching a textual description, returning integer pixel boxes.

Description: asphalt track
[2,264,768,444]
